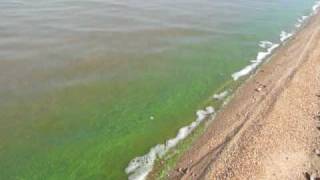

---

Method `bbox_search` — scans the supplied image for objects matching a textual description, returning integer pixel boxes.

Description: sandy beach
[167,9,320,180]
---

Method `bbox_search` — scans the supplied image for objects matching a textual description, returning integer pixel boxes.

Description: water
[0,0,317,179]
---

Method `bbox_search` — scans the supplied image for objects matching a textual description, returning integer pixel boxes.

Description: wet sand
[168,10,320,180]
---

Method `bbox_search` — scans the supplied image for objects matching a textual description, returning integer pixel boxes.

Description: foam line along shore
[169,2,320,180]
[125,1,320,179]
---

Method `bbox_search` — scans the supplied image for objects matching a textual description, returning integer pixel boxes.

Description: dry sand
[168,10,320,180]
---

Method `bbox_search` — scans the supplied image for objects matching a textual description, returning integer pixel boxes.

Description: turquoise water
[0,0,317,179]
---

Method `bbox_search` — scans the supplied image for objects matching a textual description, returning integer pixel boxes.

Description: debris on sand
[255,87,262,92]
[177,167,189,174]
[304,172,319,180]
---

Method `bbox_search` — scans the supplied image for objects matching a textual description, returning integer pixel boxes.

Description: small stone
[315,149,320,156]
[255,87,262,92]
[310,173,320,180]
[177,167,189,174]
[305,172,320,180]
[304,172,311,180]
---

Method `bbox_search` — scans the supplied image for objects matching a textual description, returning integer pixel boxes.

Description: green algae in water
[0,0,317,179]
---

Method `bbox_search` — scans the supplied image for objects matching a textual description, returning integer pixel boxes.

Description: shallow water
[0,0,317,179]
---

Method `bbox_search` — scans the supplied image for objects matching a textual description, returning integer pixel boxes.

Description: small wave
[213,90,229,100]
[125,106,215,180]
[299,16,309,23]
[295,16,309,28]
[280,31,293,42]
[232,42,279,81]
[313,1,320,13]
[259,41,273,49]
[232,0,320,81]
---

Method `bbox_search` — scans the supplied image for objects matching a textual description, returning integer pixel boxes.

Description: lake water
[0,0,317,179]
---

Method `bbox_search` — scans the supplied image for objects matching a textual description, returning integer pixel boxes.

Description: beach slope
[169,11,320,180]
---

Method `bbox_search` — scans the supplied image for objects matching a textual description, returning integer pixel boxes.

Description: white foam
[232,42,279,81]
[295,16,309,28]
[280,31,293,42]
[259,41,273,49]
[213,90,229,100]
[125,106,215,180]
[296,0,319,27]
[222,95,232,106]
[299,15,308,23]
[313,1,320,13]
[232,0,320,81]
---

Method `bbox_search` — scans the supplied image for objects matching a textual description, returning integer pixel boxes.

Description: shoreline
[166,6,320,180]
[127,2,320,180]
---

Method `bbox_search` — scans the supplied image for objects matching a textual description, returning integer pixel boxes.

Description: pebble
[310,173,320,180]
[177,167,189,174]
[255,87,262,92]
[305,172,320,180]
